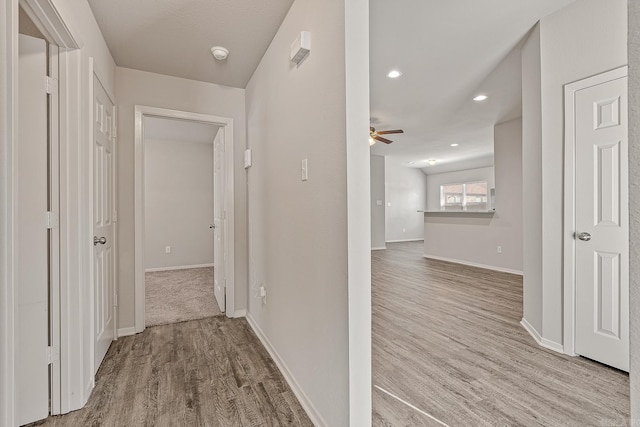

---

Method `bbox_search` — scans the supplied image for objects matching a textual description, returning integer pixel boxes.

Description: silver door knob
[94,236,107,246]
[209,224,215,229]
[576,232,592,241]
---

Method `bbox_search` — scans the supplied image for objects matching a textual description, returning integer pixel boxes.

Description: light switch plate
[301,158,308,181]
[244,149,252,169]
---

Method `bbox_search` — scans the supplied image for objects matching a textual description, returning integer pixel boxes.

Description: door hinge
[46,346,59,365]
[46,211,59,229]
[45,76,58,95]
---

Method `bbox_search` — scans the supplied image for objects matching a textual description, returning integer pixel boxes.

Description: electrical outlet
[497,246,502,254]
[165,246,171,254]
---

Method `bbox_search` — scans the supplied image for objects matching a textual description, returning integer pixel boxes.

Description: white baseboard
[371,246,387,251]
[423,254,523,276]
[233,309,247,318]
[246,313,328,427]
[520,318,564,354]
[117,326,136,338]
[145,263,214,273]
[386,238,424,243]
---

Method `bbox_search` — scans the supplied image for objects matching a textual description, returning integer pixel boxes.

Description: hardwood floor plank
[372,241,629,427]
[30,317,312,427]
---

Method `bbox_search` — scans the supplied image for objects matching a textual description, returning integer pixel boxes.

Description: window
[440,181,488,211]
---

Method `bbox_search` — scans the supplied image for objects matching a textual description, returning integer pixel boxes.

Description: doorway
[134,106,235,333]
[142,116,222,326]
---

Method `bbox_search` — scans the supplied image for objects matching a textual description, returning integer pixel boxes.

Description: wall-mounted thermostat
[290,31,311,66]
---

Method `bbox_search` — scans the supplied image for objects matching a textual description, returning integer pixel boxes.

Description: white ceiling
[144,116,220,144]
[87,0,294,88]
[369,0,575,175]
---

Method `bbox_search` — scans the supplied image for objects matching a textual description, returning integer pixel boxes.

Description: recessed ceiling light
[427,159,437,166]
[473,94,488,102]
[387,70,402,79]
[450,143,459,147]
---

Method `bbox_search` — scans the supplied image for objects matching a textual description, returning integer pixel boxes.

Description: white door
[17,34,49,425]
[93,75,116,372]
[574,75,629,372]
[213,129,226,313]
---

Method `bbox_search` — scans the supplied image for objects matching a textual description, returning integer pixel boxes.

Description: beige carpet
[145,267,223,327]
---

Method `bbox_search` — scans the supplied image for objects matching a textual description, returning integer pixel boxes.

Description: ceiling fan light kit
[369,127,404,145]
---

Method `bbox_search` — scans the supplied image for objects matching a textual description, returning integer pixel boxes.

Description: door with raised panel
[574,75,629,371]
[93,74,116,372]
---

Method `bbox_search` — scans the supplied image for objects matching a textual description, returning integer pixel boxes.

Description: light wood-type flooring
[372,241,630,426]
[30,317,313,427]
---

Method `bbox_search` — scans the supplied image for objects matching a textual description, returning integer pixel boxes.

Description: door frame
[563,65,628,357]
[133,105,235,333]
[0,0,103,423]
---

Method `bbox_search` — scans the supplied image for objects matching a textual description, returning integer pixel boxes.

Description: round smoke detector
[211,46,229,61]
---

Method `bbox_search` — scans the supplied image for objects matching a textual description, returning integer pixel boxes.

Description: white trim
[3,1,87,422]
[246,313,329,427]
[19,0,81,49]
[47,42,61,416]
[144,263,214,273]
[116,327,136,338]
[423,254,523,276]
[371,246,386,250]
[134,105,235,334]
[520,318,565,354]
[563,66,628,357]
[233,309,247,318]
[386,238,423,243]
[1,2,19,425]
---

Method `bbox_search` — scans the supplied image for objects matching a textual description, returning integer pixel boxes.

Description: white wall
[116,67,247,326]
[424,119,522,274]
[370,155,385,249]
[144,138,214,270]
[628,0,639,420]
[245,0,371,425]
[520,0,627,346]
[521,23,544,335]
[385,158,427,242]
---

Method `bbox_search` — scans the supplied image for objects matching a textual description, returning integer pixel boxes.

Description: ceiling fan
[369,127,404,145]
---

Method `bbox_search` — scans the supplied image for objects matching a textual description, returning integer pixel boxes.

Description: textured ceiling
[87,0,294,88]
[369,0,576,174]
[144,116,220,144]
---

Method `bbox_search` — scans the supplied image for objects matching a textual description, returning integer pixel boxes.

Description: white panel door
[93,75,116,372]
[575,76,629,371]
[213,129,226,313]
[17,34,49,425]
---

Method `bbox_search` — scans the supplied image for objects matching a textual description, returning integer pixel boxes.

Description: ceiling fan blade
[377,129,404,135]
[374,135,393,144]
